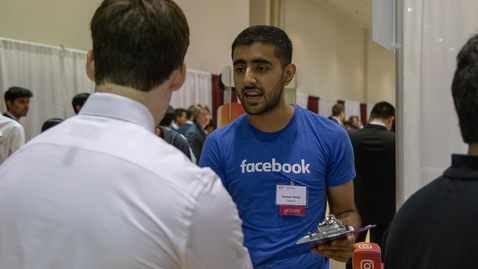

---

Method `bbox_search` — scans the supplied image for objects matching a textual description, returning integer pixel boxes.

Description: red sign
[279,205,305,216]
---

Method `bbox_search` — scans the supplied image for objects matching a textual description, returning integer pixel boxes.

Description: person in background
[383,33,478,269]
[72,93,90,114]
[156,105,193,162]
[344,120,356,133]
[171,107,186,129]
[328,103,345,127]
[0,113,25,165]
[3,86,33,122]
[184,103,210,164]
[205,119,215,134]
[0,0,252,268]
[349,102,395,254]
[349,115,362,129]
[41,118,64,133]
[177,105,194,135]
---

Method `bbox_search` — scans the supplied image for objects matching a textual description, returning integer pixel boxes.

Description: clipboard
[253,225,376,267]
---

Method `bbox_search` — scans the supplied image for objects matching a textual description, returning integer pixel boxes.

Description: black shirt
[384,154,478,268]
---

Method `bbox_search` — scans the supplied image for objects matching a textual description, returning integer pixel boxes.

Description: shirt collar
[5,111,18,121]
[331,116,341,125]
[370,121,386,127]
[444,154,478,180]
[194,121,206,133]
[79,92,155,133]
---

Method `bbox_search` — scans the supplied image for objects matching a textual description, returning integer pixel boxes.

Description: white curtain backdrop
[1,38,213,142]
[344,100,361,121]
[296,92,309,109]
[170,69,212,110]
[318,96,337,118]
[399,0,476,205]
[0,38,94,141]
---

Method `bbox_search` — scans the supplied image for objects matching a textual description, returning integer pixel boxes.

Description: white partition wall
[398,0,478,206]
[0,38,213,142]
[170,70,212,110]
[0,38,95,141]
[296,92,309,109]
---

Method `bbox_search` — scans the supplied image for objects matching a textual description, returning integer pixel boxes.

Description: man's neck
[96,83,170,127]
[468,143,478,156]
[247,103,294,133]
[5,111,19,121]
[332,116,342,125]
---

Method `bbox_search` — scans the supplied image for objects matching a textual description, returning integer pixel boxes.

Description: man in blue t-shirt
[199,25,360,269]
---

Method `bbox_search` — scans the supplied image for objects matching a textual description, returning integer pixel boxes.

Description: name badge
[276,185,308,206]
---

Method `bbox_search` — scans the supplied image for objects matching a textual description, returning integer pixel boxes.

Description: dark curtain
[307,96,319,113]
[360,103,367,123]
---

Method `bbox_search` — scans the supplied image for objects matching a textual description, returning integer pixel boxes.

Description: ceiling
[305,0,373,29]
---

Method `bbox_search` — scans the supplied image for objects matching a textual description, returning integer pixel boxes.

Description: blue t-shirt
[199,105,355,269]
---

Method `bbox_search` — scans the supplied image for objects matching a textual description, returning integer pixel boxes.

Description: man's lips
[243,89,263,103]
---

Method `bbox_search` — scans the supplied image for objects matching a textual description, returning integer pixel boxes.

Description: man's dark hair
[371,101,395,120]
[452,34,478,143]
[4,86,33,105]
[41,118,64,133]
[350,115,359,121]
[231,25,292,69]
[185,105,195,120]
[175,108,186,118]
[332,104,344,116]
[90,0,189,92]
[72,93,90,114]
[159,106,175,127]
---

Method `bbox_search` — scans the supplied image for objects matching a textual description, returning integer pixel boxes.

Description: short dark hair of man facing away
[41,118,64,133]
[72,93,90,114]
[159,106,176,127]
[4,86,33,106]
[332,103,344,116]
[231,25,292,69]
[185,105,195,120]
[452,34,478,143]
[175,108,186,118]
[370,101,395,120]
[90,0,189,92]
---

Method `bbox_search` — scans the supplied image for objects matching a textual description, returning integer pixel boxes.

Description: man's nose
[243,68,256,86]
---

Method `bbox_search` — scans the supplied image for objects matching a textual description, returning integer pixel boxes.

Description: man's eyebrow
[233,59,246,66]
[253,58,272,65]
[233,58,272,66]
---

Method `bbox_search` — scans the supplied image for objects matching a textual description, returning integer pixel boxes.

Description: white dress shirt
[0,115,25,165]
[0,92,252,269]
[370,121,387,127]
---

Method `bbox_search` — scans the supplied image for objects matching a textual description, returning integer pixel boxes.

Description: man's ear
[86,50,96,82]
[282,63,297,87]
[6,100,12,110]
[389,116,395,127]
[169,62,186,92]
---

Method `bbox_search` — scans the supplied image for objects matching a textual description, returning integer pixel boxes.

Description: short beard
[240,75,284,115]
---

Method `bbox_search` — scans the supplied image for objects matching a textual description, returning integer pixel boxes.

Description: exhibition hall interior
[0,0,477,268]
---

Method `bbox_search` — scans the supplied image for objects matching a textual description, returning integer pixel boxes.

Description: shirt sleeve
[8,125,25,156]
[198,133,228,188]
[183,171,252,269]
[326,127,356,187]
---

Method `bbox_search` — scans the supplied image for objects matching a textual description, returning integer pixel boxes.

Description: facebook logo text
[240,159,310,174]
